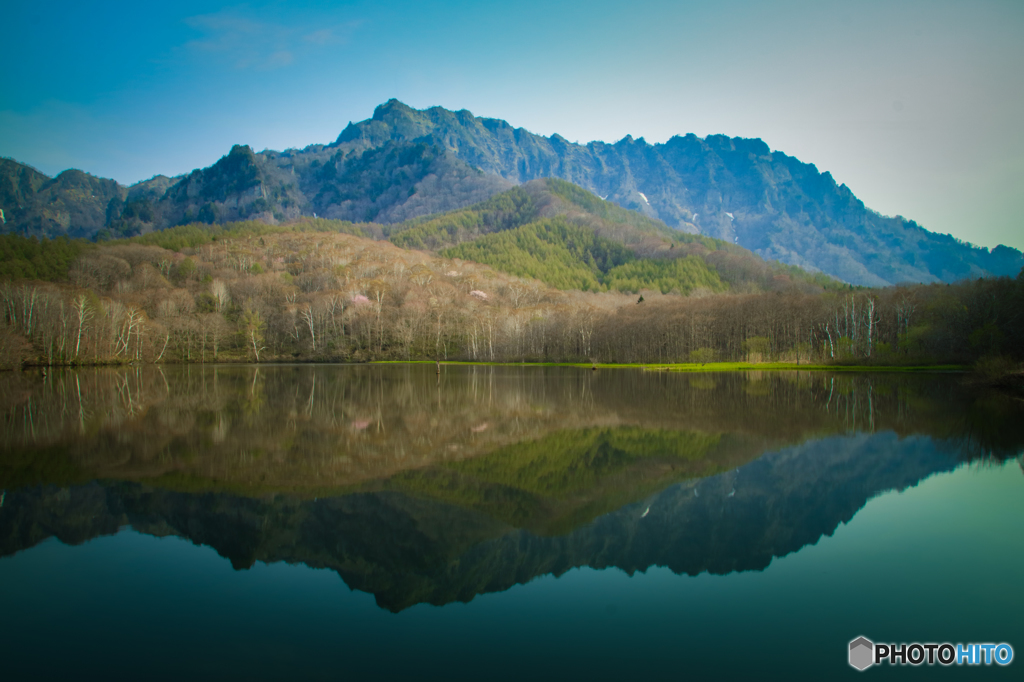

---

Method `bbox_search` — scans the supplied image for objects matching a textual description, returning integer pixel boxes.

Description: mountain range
[2,100,1021,286]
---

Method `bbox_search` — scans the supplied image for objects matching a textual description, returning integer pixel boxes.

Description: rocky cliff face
[339,101,1023,286]
[0,158,125,238]
[3,100,1021,285]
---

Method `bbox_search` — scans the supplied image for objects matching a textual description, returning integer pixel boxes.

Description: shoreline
[6,359,969,373]
[371,360,967,373]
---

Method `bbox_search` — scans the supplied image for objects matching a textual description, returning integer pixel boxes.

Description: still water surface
[1,365,1021,680]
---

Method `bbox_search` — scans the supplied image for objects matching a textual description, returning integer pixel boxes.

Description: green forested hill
[441,217,634,291]
[440,217,725,294]
[388,178,683,251]
[543,178,679,237]
[386,184,539,250]
[389,178,825,294]
[602,256,727,295]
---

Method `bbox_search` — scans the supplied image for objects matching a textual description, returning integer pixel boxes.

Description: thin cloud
[267,50,294,68]
[303,29,336,46]
[180,10,359,71]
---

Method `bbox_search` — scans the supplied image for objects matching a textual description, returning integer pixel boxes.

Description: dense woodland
[0,211,1021,370]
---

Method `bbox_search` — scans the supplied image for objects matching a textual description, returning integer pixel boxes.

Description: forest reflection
[2,365,1022,611]
[1,364,1018,497]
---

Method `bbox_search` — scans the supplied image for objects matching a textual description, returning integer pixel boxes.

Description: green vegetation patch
[386,185,537,250]
[390,426,728,535]
[114,217,366,251]
[647,362,967,373]
[0,234,87,282]
[453,427,721,497]
[441,217,630,290]
[440,217,724,294]
[604,254,726,294]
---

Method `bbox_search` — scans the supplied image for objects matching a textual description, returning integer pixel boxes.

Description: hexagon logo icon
[849,636,874,671]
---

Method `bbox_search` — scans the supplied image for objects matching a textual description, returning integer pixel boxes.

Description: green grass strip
[370,360,966,372]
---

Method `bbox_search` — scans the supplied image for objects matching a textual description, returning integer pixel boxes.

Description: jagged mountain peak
[326,102,1023,285]
[1,100,1021,285]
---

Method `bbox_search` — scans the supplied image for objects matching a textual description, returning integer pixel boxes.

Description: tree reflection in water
[1,365,1021,610]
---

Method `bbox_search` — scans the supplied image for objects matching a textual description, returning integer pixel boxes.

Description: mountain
[0,167,837,296]
[0,158,124,238]
[341,101,1024,286]
[0,139,510,242]
[3,100,1022,286]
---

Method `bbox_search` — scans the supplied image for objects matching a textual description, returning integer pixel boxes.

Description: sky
[1,0,1022,251]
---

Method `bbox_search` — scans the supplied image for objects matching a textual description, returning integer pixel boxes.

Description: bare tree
[240,309,267,362]
[73,294,93,361]
[300,303,317,352]
[211,279,231,311]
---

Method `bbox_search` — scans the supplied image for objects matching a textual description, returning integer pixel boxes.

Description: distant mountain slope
[1,140,510,242]
[339,100,1023,286]
[3,100,1022,286]
[0,158,124,238]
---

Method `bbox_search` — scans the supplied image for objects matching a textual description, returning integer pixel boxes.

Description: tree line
[0,226,1021,370]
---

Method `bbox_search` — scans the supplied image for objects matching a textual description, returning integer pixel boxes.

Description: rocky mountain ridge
[3,100,1021,286]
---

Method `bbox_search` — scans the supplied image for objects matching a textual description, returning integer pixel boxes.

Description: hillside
[387,178,810,295]
[3,202,1021,371]
[3,100,1022,286]
[0,171,836,297]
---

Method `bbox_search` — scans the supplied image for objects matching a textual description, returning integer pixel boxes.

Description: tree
[690,347,716,364]
[743,336,770,362]
[240,309,266,362]
[72,294,93,361]
[300,303,317,352]
[211,279,231,311]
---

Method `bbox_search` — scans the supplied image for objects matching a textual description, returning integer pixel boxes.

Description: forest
[0,211,1021,372]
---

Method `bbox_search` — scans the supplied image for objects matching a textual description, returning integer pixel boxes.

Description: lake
[1,364,1021,680]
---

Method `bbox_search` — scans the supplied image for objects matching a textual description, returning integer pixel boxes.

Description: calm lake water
[1,365,1022,680]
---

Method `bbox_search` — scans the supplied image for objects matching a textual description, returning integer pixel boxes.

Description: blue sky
[2,0,1022,250]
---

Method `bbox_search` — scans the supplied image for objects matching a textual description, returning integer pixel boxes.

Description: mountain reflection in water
[1,365,1021,611]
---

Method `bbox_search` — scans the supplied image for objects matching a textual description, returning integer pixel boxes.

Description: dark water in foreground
[0,365,1021,680]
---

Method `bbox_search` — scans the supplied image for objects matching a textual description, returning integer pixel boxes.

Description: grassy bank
[372,360,967,373]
